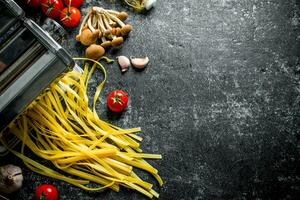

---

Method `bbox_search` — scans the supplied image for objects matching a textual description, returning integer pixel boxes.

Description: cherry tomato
[34,184,58,200]
[25,0,40,8]
[40,0,64,19]
[107,90,128,112]
[60,7,81,27]
[64,0,83,8]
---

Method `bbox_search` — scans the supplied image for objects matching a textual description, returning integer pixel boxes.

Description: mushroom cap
[111,37,124,47]
[101,41,112,48]
[98,31,103,38]
[93,29,100,36]
[110,28,117,35]
[85,44,105,60]
[104,30,111,37]
[80,29,98,46]
[116,28,122,37]
[117,12,128,21]
[75,34,81,42]
[121,24,133,36]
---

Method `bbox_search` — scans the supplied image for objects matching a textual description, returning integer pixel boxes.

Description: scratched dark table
[1,0,300,199]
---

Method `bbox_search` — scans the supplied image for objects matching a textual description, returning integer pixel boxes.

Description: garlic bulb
[144,0,157,10]
[0,165,23,194]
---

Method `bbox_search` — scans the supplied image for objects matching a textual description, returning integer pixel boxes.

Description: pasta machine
[0,0,75,153]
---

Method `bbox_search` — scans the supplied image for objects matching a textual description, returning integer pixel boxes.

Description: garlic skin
[0,165,23,194]
[117,56,130,72]
[144,0,157,10]
[130,56,149,69]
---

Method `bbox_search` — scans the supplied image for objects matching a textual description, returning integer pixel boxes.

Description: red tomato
[64,0,83,8]
[60,7,81,27]
[40,0,64,19]
[25,0,40,8]
[34,184,58,200]
[107,90,128,112]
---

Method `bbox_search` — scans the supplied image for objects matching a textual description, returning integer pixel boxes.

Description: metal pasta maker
[0,0,74,136]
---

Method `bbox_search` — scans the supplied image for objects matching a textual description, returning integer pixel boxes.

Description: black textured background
[1,0,300,199]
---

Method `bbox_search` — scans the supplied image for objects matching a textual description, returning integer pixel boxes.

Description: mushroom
[76,27,99,46]
[130,56,149,69]
[0,165,23,194]
[77,10,92,36]
[117,56,131,72]
[85,44,105,60]
[117,12,128,21]
[101,14,124,47]
[76,10,99,46]
[94,13,112,48]
[76,7,132,50]
[105,12,132,36]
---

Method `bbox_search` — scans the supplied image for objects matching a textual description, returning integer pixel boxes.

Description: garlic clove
[130,56,149,69]
[117,56,130,72]
[0,165,23,194]
[144,0,157,10]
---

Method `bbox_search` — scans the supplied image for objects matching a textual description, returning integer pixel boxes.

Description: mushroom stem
[91,14,98,27]
[92,6,105,14]
[106,9,120,15]
[105,12,126,27]
[97,13,108,33]
[102,14,113,31]
[104,12,132,35]
[98,18,112,48]
[101,14,123,45]
[79,10,92,35]
[87,17,96,32]
[105,13,114,25]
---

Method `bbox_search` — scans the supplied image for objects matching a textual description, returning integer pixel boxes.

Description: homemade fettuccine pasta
[1,58,162,198]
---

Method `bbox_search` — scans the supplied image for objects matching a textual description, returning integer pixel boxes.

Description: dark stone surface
[1,0,300,199]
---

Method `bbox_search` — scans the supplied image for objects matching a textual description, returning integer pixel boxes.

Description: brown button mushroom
[101,41,112,48]
[85,44,105,60]
[117,12,128,21]
[120,24,133,36]
[77,28,99,46]
[111,37,124,47]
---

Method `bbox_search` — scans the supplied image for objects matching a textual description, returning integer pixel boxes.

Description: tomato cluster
[25,0,82,27]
